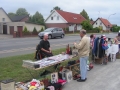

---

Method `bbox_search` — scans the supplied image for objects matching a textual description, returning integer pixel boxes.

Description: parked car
[38,27,65,39]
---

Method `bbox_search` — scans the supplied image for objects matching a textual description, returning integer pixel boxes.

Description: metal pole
[108,13,116,33]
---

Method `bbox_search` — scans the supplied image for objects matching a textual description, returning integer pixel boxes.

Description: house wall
[93,19,107,30]
[24,23,45,32]
[0,23,3,33]
[6,22,25,34]
[6,22,44,34]
[0,9,12,22]
[77,24,82,30]
[45,11,67,23]
[69,24,82,31]
[46,23,68,29]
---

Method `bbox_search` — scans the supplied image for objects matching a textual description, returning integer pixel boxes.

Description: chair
[34,50,46,60]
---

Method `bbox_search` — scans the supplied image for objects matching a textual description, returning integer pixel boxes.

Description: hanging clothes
[99,38,105,58]
[93,37,99,56]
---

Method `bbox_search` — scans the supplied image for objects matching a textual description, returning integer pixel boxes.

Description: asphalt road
[0,33,117,58]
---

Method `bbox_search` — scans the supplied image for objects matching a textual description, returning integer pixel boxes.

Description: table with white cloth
[105,44,119,56]
[22,54,76,70]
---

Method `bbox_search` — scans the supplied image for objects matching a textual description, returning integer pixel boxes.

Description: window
[2,18,5,22]
[57,16,59,20]
[51,17,53,20]
[73,17,77,19]
[96,22,97,25]
[58,28,62,31]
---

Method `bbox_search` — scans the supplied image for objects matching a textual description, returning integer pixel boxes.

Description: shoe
[77,78,87,82]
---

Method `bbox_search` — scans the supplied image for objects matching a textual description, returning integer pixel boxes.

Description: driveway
[0,34,13,40]
[63,60,120,90]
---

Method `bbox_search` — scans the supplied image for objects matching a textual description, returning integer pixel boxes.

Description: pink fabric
[30,82,37,86]
[58,79,67,85]
[90,38,94,49]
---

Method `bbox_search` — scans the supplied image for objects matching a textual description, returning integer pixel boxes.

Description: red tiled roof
[56,10,86,24]
[99,18,112,27]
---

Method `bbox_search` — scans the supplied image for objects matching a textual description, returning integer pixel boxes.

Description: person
[74,29,90,82]
[90,34,95,49]
[39,34,53,58]
[90,34,96,63]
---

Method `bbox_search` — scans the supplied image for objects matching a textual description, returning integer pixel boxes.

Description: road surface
[0,33,117,58]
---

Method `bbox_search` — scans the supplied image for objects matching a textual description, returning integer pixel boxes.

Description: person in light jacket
[74,29,90,82]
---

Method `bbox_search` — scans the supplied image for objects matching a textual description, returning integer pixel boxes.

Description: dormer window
[51,17,53,20]
[73,17,77,19]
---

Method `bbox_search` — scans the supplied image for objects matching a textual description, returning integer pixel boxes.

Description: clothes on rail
[93,37,106,59]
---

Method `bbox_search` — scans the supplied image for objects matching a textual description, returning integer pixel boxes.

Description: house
[45,10,86,31]
[11,15,29,22]
[93,18,112,30]
[0,7,44,37]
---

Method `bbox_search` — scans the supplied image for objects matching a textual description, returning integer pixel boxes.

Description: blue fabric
[80,56,88,79]
[93,37,99,55]
[101,38,109,50]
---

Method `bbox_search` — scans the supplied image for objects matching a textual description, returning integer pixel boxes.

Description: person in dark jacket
[39,34,53,58]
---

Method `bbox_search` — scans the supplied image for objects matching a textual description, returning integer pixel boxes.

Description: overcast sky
[0,0,120,25]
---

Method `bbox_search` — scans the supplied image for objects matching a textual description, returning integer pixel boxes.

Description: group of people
[36,29,120,83]
[73,30,120,82]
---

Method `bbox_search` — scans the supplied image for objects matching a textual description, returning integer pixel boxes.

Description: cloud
[0,0,120,25]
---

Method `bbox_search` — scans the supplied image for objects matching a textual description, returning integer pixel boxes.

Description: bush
[33,27,37,33]
[93,27,100,33]
[23,26,29,34]
[63,27,69,33]
[41,27,44,32]
[81,20,93,30]
[66,27,69,32]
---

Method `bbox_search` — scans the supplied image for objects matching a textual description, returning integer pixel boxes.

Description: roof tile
[56,10,86,24]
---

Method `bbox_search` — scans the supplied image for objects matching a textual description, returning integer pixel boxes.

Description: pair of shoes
[77,78,87,82]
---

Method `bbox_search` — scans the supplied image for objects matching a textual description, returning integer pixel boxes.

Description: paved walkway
[63,60,120,90]
[0,34,13,40]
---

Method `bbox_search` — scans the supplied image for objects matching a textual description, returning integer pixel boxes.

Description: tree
[80,9,89,20]
[41,27,44,32]
[8,12,16,18]
[81,20,93,30]
[16,8,28,16]
[90,18,93,21]
[111,26,120,32]
[33,27,37,33]
[28,11,45,25]
[23,26,29,34]
[51,6,62,12]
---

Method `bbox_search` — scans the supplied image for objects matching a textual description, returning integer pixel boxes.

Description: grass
[0,48,78,82]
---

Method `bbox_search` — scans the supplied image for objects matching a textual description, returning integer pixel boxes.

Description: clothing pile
[92,35,119,64]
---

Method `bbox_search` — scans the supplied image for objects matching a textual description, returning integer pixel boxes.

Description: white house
[45,10,86,31]
[93,18,112,30]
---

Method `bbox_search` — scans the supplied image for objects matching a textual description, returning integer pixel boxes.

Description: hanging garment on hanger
[99,38,105,58]
[93,37,99,57]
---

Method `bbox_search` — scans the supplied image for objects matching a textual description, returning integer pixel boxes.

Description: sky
[0,0,120,25]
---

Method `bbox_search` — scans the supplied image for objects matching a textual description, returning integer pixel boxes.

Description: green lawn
[0,48,66,82]
[0,48,78,82]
